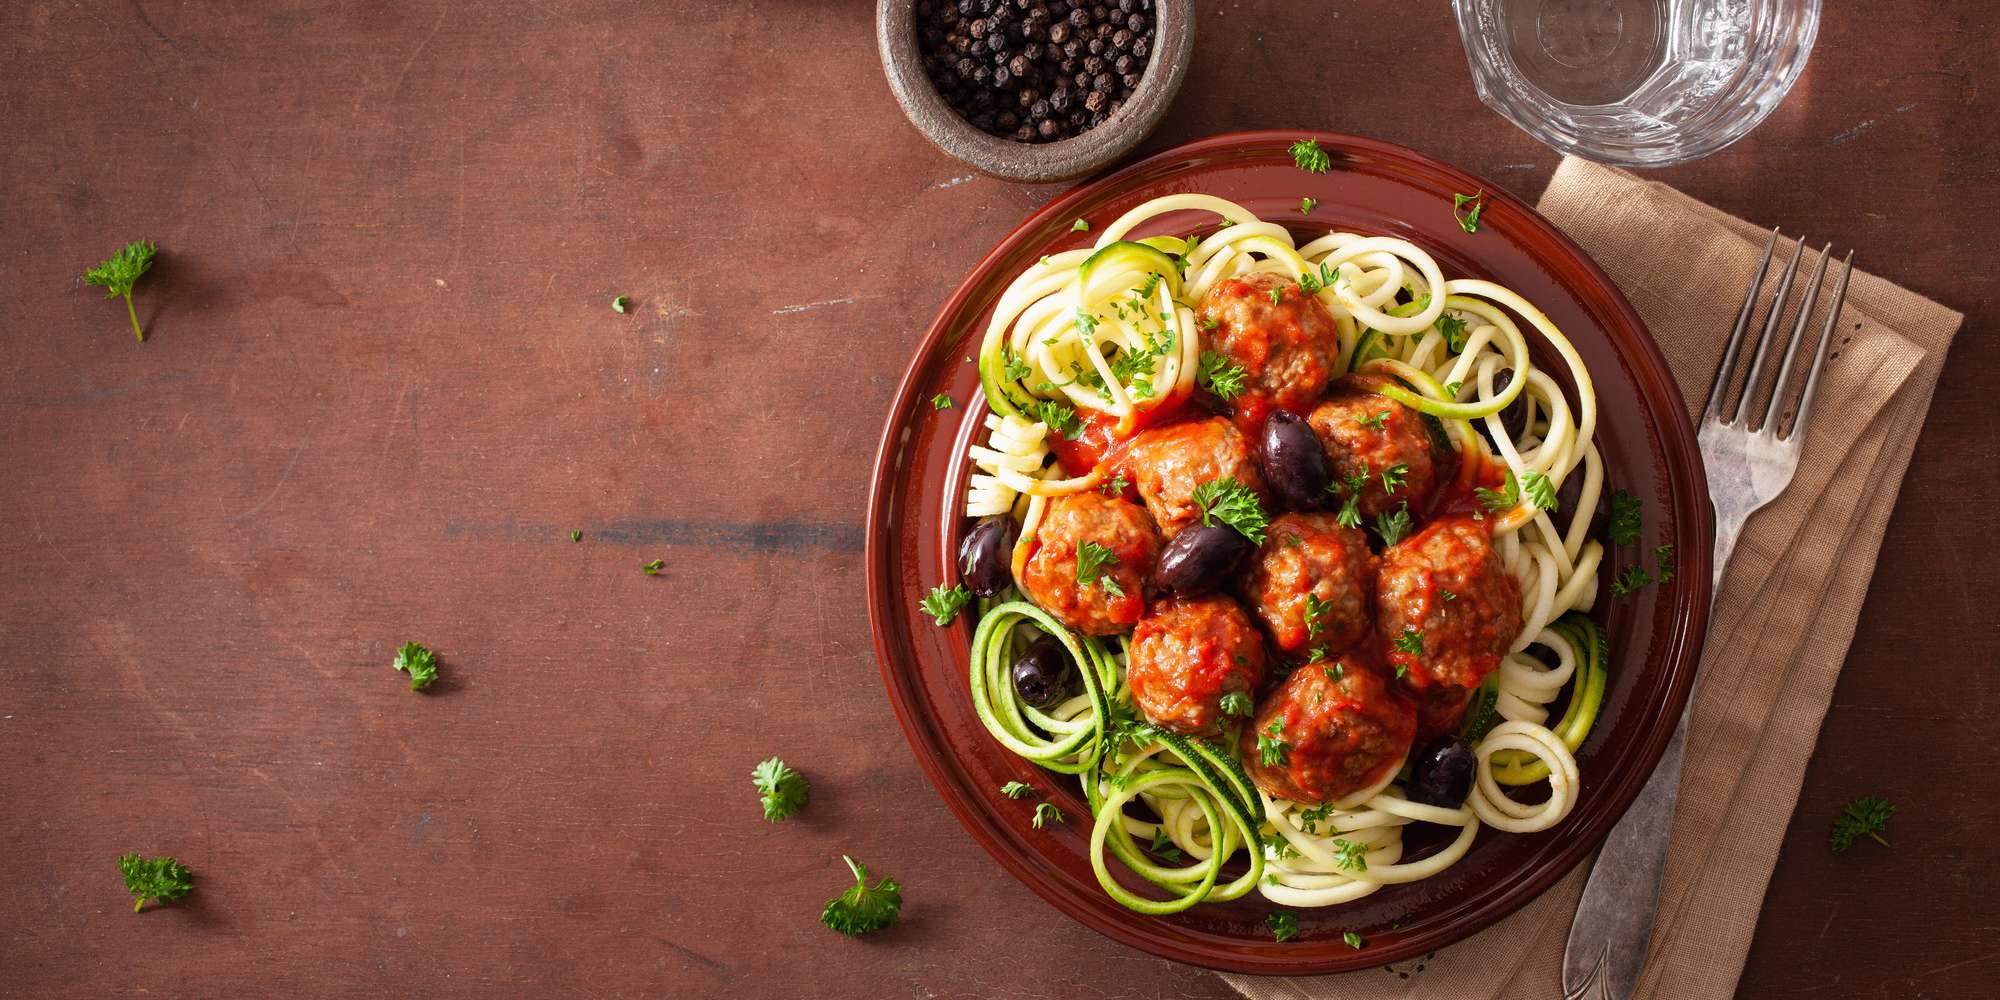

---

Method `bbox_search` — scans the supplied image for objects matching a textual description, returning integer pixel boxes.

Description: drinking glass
[1452,0,1821,166]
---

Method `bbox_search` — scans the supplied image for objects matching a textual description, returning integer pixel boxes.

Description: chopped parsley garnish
[1306,645,1328,663]
[1655,544,1676,583]
[1359,410,1390,430]
[1075,540,1122,590]
[1032,802,1066,829]
[1380,463,1409,495]
[1334,490,1363,530]
[1831,795,1895,853]
[1343,930,1366,949]
[1323,662,1344,681]
[1444,380,1463,397]
[1441,588,1457,601]
[1191,477,1269,543]
[1303,592,1332,640]
[82,240,159,342]
[1609,565,1652,597]
[752,757,809,822]
[1522,469,1558,510]
[1269,286,1285,305]
[1331,838,1369,872]
[1000,780,1035,800]
[1299,196,1317,214]
[1393,628,1424,656]
[1220,690,1254,718]
[612,295,632,313]
[1438,314,1469,352]
[1298,803,1333,834]
[1149,827,1184,863]
[1101,475,1129,496]
[1028,399,1083,438]
[920,582,973,625]
[569,529,582,543]
[930,393,953,410]
[1073,309,1099,336]
[1452,190,1488,233]
[643,558,666,576]
[1268,910,1300,942]
[393,641,439,691]
[118,854,193,912]
[1258,718,1293,767]
[1375,503,1413,546]
[1609,489,1644,544]
[1290,138,1331,174]
[821,856,902,936]
[1298,261,1342,295]
[1071,218,1090,232]
[1197,351,1249,401]
[1098,575,1126,598]
[1000,345,1033,383]
[1476,469,1556,513]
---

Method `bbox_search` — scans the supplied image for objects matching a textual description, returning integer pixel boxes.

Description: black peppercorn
[1038,119,1057,138]
[918,0,1153,144]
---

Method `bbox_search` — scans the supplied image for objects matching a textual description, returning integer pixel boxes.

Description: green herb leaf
[931,393,954,410]
[1655,544,1676,583]
[1520,469,1558,511]
[1258,718,1293,767]
[820,856,902,936]
[81,240,159,342]
[1608,489,1643,545]
[1334,489,1363,530]
[1071,218,1091,232]
[1331,838,1369,872]
[1220,690,1254,718]
[1269,286,1285,305]
[1444,380,1463,397]
[569,529,582,543]
[1000,780,1035,800]
[1299,196,1317,215]
[1032,802,1066,829]
[1149,827,1184,863]
[1452,190,1487,233]
[1831,795,1895,853]
[1298,803,1333,834]
[1290,138,1331,174]
[118,853,192,912]
[1438,314,1469,353]
[1001,345,1033,383]
[1028,399,1083,438]
[1393,628,1424,656]
[1075,541,1121,591]
[1197,351,1250,402]
[1375,503,1413,546]
[752,757,809,822]
[1380,462,1409,495]
[1359,410,1390,430]
[1101,474,1130,497]
[612,295,632,313]
[393,641,439,691]
[920,582,972,626]
[643,558,666,576]
[1343,930,1366,949]
[1268,910,1300,942]
[1609,565,1652,597]
[1190,477,1269,543]
[1073,309,1099,336]
[1475,470,1522,513]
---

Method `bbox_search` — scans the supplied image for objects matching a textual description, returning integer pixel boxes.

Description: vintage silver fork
[1560,229,1855,1000]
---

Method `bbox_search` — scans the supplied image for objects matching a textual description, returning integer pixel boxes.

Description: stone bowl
[876,0,1196,184]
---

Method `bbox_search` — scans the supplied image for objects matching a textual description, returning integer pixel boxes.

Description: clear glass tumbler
[1452,0,1821,166]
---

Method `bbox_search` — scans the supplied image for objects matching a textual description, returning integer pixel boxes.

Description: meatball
[1308,376,1438,520]
[1020,492,1161,636]
[1127,595,1268,735]
[1240,658,1417,804]
[1120,417,1264,537]
[1239,513,1376,656]
[1376,517,1522,695]
[1196,272,1342,433]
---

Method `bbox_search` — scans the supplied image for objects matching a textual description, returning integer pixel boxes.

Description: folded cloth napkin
[1224,157,1964,1000]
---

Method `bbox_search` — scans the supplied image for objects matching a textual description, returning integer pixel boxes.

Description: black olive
[1155,523,1253,596]
[1406,737,1477,808]
[958,516,1017,598]
[1259,410,1334,512]
[1187,386,1230,418]
[1479,368,1530,445]
[1011,633,1077,709]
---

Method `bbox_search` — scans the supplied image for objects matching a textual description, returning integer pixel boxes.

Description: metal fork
[1560,229,1855,1000]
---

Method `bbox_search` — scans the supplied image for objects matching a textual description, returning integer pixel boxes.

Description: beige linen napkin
[1225,158,1964,1000]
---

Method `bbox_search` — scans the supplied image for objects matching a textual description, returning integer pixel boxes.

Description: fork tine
[1786,251,1855,445]
[1727,236,1806,426]
[1759,242,1832,433]
[1705,227,1781,422]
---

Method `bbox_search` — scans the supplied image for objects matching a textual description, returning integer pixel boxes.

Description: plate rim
[864,129,1714,975]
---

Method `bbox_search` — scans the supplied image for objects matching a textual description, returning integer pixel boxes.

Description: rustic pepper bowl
[876,0,1196,183]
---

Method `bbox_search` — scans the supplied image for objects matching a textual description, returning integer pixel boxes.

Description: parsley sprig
[1290,138,1331,174]
[1197,351,1250,401]
[1028,398,1083,438]
[82,240,159,342]
[1331,838,1369,873]
[920,583,972,625]
[1374,503,1413,546]
[1219,690,1254,718]
[1191,477,1269,543]
[1268,909,1300,942]
[1257,718,1293,767]
[1032,802,1066,829]
[1608,489,1644,544]
[1475,469,1557,513]
[1452,190,1488,233]
[118,854,192,912]
[821,856,902,936]
[1831,796,1895,853]
[393,641,439,691]
[752,757,809,822]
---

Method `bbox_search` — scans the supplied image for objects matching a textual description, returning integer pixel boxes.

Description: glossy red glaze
[865,132,1713,975]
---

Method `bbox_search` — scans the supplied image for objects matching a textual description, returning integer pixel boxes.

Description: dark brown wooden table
[3,3,1992,997]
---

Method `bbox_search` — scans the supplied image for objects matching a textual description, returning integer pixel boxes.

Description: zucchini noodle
[955,194,1611,913]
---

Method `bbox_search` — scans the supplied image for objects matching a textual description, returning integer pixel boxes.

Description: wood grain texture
[0,2,1990,997]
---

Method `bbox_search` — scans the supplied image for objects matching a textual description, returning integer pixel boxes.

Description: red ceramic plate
[865,131,1712,974]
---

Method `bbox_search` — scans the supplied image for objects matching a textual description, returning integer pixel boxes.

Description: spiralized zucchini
[957,193,1612,913]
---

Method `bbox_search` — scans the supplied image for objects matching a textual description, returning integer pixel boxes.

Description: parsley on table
[81,240,159,343]
[393,641,439,691]
[1191,477,1269,543]
[752,757,809,822]
[1032,802,1065,829]
[1258,718,1292,767]
[643,558,666,576]
[1831,796,1895,853]
[1290,138,1331,174]
[1000,781,1035,800]
[821,856,902,936]
[1375,503,1412,546]
[1268,910,1300,942]
[1028,399,1083,438]
[1609,565,1652,596]
[1331,838,1369,872]
[1075,541,1121,592]
[118,854,192,913]
[1071,218,1090,232]
[1343,930,1366,949]
[1452,190,1488,233]
[1197,351,1249,401]
[612,295,632,313]
[920,583,972,625]
[1608,489,1644,544]
[569,529,582,543]
[1655,544,1676,582]
[1393,628,1424,656]
[1299,196,1317,215]
[1149,827,1184,863]
[1220,690,1254,718]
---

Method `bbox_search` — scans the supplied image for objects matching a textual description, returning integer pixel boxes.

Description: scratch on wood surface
[771,296,857,315]
[388,5,448,99]
[229,442,306,522]
[1918,950,2000,978]
[928,174,977,191]
[3,372,192,407]
[444,516,863,553]
[1826,120,1877,146]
